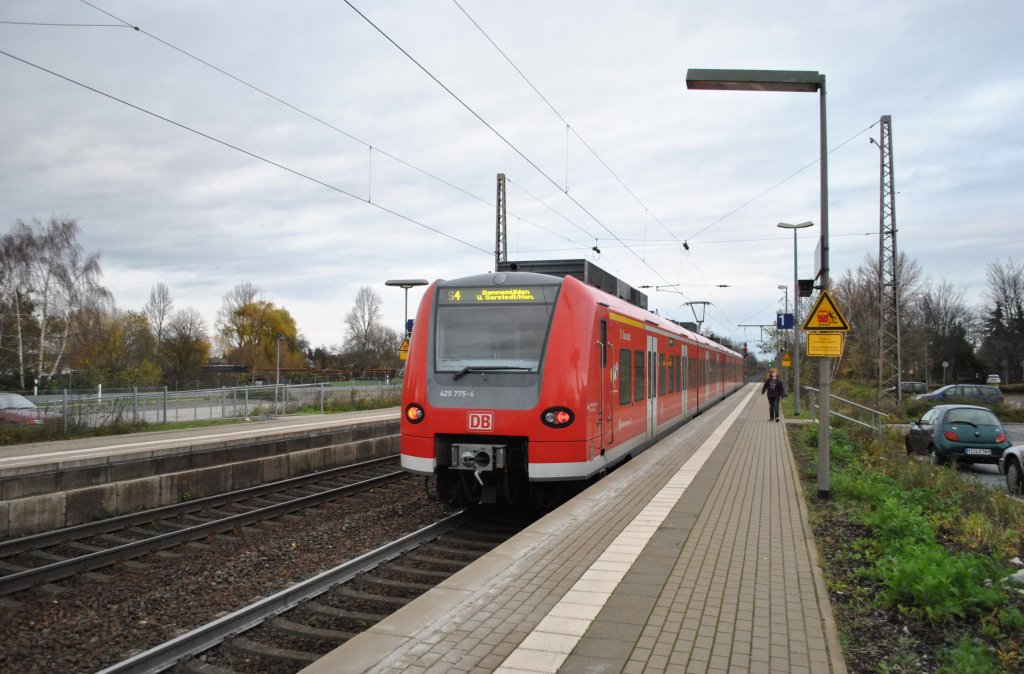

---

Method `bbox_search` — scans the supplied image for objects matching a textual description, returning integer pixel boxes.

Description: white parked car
[1000,445,1024,493]
[987,374,1002,384]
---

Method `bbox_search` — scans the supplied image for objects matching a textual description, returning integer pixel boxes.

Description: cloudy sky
[2,0,1022,354]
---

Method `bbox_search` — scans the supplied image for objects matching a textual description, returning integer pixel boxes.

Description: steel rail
[94,511,465,674]
[0,455,399,557]
[0,466,408,595]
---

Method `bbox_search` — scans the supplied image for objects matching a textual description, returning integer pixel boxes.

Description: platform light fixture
[687,68,833,498]
[385,279,429,338]
[778,221,814,417]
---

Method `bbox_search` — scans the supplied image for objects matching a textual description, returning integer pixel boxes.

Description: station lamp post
[687,68,832,498]
[778,220,814,415]
[385,279,429,337]
[276,335,284,385]
[777,284,788,385]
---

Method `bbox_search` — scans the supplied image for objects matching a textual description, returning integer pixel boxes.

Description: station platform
[301,383,846,674]
[0,409,400,538]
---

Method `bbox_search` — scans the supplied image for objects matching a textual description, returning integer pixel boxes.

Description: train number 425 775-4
[439,389,475,398]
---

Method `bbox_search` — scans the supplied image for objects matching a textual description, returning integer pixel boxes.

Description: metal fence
[803,386,888,433]
[31,381,402,430]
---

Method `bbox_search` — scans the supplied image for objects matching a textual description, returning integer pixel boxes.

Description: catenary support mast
[875,115,901,403]
[495,173,507,266]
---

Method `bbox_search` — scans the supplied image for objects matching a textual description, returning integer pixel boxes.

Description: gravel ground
[0,478,454,674]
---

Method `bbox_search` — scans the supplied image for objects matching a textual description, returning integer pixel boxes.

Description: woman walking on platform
[761,368,786,422]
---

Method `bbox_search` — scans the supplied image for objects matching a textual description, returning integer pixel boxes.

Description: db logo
[468,411,494,432]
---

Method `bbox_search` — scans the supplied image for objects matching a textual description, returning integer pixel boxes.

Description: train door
[600,318,613,447]
[705,350,711,404]
[682,343,688,413]
[647,334,657,438]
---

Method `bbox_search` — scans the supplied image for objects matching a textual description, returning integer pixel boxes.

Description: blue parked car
[905,404,1011,466]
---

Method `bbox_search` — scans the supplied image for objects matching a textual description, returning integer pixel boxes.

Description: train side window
[659,354,667,396]
[675,355,681,391]
[666,355,674,394]
[619,349,632,405]
[633,349,645,401]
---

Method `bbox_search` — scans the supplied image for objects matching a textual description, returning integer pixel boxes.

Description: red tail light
[943,431,959,442]
[997,433,1007,443]
[405,404,425,424]
[541,407,574,429]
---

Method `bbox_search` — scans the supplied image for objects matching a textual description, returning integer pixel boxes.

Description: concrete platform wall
[0,419,398,539]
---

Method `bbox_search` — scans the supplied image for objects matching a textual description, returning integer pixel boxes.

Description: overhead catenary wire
[683,121,881,243]
[451,0,684,249]
[76,0,870,291]
[12,4,885,345]
[72,0,607,260]
[0,20,126,27]
[452,0,881,310]
[342,0,672,285]
[75,0,493,210]
[0,48,492,257]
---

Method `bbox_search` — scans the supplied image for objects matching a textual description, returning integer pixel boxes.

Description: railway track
[0,456,406,596]
[95,509,529,674]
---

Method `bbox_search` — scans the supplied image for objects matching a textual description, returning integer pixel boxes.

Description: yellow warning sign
[399,338,410,361]
[782,353,791,368]
[807,332,845,357]
[801,290,850,332]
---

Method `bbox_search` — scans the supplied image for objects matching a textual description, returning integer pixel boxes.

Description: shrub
[873,542,1008,625]
[939,637,1001,673]
[861,497,934,547]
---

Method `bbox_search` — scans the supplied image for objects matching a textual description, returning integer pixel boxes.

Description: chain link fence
[31,381,401,431]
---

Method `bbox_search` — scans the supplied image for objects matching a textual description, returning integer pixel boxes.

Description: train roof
[560,275,740,358]
[429,269,739,359]
[496,259,648,310]
[433,270,561,288]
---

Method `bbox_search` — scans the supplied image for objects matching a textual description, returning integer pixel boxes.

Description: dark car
[905,404,1011,466]
[0,392,62,426]
[886,381,928,395]
[913,384,1004,405]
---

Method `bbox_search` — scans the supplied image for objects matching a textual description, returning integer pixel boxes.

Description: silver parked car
[0,392,62,426]
[1001,445,1024,493]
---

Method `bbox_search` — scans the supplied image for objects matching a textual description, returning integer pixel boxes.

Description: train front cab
[399,272,743,508]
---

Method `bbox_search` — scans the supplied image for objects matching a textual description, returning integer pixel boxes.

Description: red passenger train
[400,269,744,507]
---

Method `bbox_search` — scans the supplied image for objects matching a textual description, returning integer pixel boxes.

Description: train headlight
[405,404,425,424]
[541,407,574,429]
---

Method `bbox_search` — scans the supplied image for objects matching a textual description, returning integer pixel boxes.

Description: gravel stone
[0,479,453,674]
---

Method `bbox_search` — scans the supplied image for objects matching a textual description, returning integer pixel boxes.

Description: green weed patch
[792,421,1024,671]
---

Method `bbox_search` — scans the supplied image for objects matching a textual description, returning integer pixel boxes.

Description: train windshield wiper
[452,366,533,381]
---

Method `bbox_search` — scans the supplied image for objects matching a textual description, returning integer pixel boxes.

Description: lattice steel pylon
[495,173,507,266]
[874,116,901,403]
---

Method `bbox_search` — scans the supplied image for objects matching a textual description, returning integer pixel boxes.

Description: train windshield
[434,284,558,374]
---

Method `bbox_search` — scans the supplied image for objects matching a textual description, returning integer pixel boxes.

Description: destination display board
[439,286,552,305]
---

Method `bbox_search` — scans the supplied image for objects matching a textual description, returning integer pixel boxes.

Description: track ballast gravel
[0,478,453,674]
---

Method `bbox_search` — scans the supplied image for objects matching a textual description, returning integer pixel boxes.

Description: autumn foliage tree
[68,307,161,388]
[216,283,303,375]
